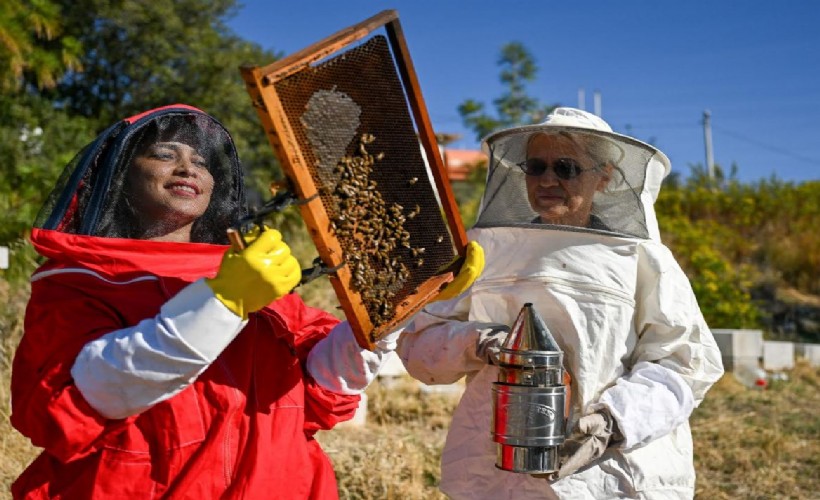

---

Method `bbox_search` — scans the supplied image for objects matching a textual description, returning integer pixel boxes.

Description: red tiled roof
[443,149,487,181]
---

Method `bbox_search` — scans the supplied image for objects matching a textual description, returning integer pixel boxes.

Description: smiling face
[524,132,611,227]
[125,141,215,242]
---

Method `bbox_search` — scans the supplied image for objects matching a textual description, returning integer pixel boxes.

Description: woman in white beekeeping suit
[397,107,724,499]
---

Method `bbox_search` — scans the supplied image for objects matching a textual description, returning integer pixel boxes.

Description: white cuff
[162,279,248,360]
[306,322,397,395]
[589,361,695,449]
[71,279,247,419]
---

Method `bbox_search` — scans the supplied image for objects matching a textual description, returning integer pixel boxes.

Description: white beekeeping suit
[397,108,724,499]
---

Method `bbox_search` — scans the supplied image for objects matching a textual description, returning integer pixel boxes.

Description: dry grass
[319,363,820,500]
[1,276,818,499]
[0,280,37,497]
[316,377,458,500]
[691,360,819,499]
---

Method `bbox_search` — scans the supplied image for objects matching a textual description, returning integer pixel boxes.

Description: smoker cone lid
[502,303,562,354]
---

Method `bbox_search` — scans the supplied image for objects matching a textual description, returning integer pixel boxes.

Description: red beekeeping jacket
[11,228,360,499]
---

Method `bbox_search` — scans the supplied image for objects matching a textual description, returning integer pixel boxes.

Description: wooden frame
[240,10,467,349]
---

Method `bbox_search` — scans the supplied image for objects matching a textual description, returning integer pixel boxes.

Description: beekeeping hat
[476,107,671,240]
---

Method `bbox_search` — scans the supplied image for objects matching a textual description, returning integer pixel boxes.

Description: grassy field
[318,363,820,500]
[1,278,818,498]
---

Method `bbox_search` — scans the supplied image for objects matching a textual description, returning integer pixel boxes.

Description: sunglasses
[517,157,597,179]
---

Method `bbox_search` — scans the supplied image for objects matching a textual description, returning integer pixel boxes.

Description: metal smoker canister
[492,303,566,474]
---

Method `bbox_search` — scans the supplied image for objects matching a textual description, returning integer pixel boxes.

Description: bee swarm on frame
[323,133,431,328]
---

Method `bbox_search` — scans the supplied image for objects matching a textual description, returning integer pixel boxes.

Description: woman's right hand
[206,229,301,318]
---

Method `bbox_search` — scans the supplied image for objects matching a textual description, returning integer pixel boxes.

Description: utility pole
[577,87,585,110]
[703,109,715,179]
[593,90,602,117]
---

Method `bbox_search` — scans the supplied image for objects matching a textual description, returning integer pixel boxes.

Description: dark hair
[95,113,244,243]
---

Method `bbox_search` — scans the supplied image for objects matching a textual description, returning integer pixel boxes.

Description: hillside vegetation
[657,172,820,336]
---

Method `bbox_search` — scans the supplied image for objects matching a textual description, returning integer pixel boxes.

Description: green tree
[53,0,239,120]
[43,0,284,199]
[458,42,556,141]
[0,0,82,91]
[0,0,295,282]
[0,1,87,281]
[0,92,96,282]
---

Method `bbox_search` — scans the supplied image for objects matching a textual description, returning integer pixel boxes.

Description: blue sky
[228,1,820,183]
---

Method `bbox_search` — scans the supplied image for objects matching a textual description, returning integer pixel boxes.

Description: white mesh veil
[475,108,670,241]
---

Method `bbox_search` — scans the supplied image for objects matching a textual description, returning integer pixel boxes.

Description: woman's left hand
[434,241,484,302]
[554,410,620,480]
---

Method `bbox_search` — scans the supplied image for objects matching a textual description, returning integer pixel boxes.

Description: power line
[619,119,820,168]
[620,122,697,130]
[712,125,820,167]
[435,110,820,169]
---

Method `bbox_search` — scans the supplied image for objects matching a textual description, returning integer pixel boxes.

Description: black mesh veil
[34,106,246,244]
[475,109,671,241]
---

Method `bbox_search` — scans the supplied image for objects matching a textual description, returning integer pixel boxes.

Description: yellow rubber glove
[206,229,301,319]
[434,241,484,302]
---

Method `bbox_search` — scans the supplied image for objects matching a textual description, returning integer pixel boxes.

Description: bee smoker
[491,303,567,474]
